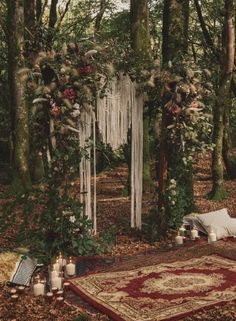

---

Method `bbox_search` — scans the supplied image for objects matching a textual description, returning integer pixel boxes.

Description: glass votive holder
[63,282,70,292]
[56,296,64,306]
[51,287,58,296]
[10,288,17,296]
[18,286,25,295]
[46,292,53,303]
[56,290,64,298]
[11,294,19,301]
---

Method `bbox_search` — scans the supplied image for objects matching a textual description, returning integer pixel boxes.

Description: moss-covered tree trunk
[158,0,193,232]
[222,100,236,179]
[24,0,45,182]
[7,0,32,190]
[210,0,235,199]
[130,0,153,192]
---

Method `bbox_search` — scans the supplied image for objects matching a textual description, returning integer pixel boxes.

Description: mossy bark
[130,0,151,58]
[162,0,189,64]
[222,102,236,179]
[159,0,192,232]
[7,0,32,190]
[210,0,235,199]
[211,81,230,200]
[143,115,154,192]
[130,0,153,192]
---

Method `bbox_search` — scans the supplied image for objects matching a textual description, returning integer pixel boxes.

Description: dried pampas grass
[0,252,21,283]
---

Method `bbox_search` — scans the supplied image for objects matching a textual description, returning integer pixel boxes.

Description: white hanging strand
[131,85,143,230]
[91,110,97,234]
[79,104,97,232]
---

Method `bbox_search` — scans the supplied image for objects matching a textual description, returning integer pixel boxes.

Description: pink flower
[168,104,181,115]
[51,104,60,117]
[62,88,77,101]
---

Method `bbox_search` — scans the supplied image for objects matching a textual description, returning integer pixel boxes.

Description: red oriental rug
[69,255,236,321]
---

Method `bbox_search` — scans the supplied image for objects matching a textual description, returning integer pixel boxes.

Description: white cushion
[196,208,231,240]
[226,218,236,236]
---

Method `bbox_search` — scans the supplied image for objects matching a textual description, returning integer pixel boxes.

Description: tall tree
[47,0,58,47]
[211,0,235,199]
[7,0,32,190]
[158,0,192,232]
[130,0,153,192]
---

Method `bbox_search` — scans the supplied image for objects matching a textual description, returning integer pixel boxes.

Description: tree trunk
[162,0,189,65]
[94,0,106,35]
[130,0,151,58]
[47,0,58,47]
[7,0,18,162]
[24,0,37,63]
[7,0,32,190]
[36,0,42,22]
[210,0,235,199]
[222,100,236,178]
[158,0,192,231]
[130,0,153,193]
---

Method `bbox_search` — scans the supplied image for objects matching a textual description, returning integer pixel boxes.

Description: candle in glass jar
[56,296,64,306]
[33,280,44,296]
[66,258,76,276]
[10,288,17,295]
[11,294,19,301]
[46,292,53,302]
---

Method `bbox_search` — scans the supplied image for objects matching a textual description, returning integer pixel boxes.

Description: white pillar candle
[66,259,76,276]
[175,234,183,245]
[51,276,62,290]
[33,280,45,296]
[51,269,58,279]
[191,227,198,240]
[53,260,60,272]
[208,230,217,243]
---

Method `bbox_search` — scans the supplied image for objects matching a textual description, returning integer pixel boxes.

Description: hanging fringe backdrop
[96,73,132,150]
[96,73,143,229]
[79,104,97,234]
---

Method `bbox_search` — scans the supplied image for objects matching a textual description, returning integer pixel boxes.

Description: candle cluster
[175,225,200,246]
[31,252,76,304]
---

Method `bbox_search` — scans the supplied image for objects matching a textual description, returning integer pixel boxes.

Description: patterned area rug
[69,255,236,321]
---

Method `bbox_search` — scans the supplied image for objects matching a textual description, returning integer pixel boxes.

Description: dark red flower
[168,104,182,115]
[80,65,93,75]
[62,88,77,101]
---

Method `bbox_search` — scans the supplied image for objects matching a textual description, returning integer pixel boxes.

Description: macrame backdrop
[96,73,143,229]
[79,104,97,234]
[96,73,132,149]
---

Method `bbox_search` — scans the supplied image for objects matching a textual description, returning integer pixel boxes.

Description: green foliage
[96,142,124,172]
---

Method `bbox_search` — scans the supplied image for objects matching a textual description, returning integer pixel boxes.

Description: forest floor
[0,152,236,321]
